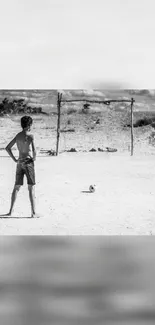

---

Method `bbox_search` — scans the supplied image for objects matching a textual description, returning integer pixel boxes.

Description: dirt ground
[0,152,155,235]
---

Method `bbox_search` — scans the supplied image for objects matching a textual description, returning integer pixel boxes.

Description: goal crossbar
[61,99,135,104]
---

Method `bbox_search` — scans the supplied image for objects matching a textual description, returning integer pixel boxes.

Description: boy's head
[21,116,33,131]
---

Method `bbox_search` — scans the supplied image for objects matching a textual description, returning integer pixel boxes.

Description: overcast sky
[0,0,155,88]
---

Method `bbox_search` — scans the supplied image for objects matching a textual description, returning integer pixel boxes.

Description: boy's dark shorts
[15,158,35,186]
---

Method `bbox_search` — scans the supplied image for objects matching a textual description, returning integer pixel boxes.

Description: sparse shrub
[124,116,155,128]
[67,108,77,115]
[67,148,77,152]
[124,124,131,128]
[61,128,75,133]
[134,117,154,127]
[83,103,90,110]
[0,97,43,115]
[82,104,90,114]
[89,148,96,152]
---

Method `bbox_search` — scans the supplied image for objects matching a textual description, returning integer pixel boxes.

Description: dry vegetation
[0,89,155,156]
[0,99,155,155]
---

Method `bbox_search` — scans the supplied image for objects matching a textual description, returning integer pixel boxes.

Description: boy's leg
[7,162,24,215]
[8,185,21,215]
[25,160,37,217]
[28,185,36,217]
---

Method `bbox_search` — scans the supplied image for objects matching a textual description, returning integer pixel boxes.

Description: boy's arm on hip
[31,135,37,161]
[5,136,17,162]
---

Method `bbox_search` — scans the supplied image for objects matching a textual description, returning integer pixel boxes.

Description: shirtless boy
[5,116,37,218]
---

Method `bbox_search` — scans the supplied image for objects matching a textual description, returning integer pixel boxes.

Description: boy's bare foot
[6,211,13,216]
[0,212,12,217]
[30,213,40,218]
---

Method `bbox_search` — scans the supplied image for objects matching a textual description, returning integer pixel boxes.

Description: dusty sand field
[1,100,155,236]
[0,152,155,235]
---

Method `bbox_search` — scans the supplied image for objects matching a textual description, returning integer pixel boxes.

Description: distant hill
[0,89,155,114]
[0,90,58,114]
[1,89,155,154]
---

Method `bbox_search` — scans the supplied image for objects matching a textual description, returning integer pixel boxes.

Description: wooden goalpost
[56,92,135,156]
[56,92,62,156]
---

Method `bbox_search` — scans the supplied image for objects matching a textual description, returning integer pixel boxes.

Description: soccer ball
[89,185,96,193]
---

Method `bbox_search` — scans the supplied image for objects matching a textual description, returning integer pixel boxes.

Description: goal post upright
[56,92,62,156]
[130,97,134,156]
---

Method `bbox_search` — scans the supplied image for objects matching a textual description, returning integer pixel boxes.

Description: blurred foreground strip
[0,237,155,325]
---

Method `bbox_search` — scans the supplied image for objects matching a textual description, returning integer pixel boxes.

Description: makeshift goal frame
[56,92,135,156]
